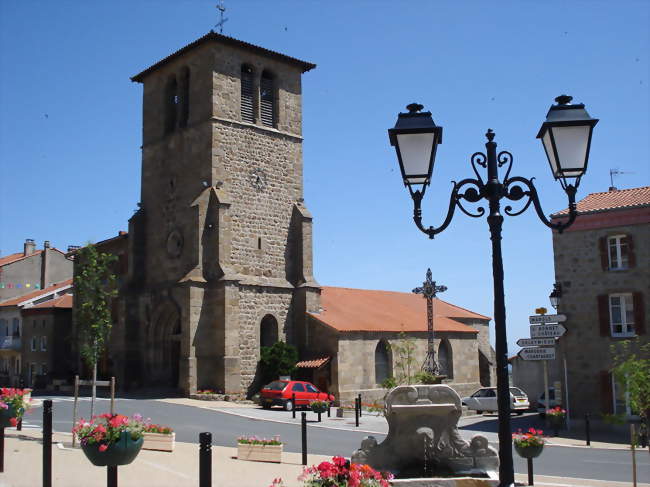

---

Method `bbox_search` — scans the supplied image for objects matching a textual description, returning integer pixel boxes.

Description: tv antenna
[215,1,228,34]
[609,168,634,190]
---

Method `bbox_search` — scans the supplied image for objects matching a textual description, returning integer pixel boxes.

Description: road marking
[584,459,650,466]
[139,459,195,480]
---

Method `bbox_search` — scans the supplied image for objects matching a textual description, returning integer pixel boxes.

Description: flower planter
[514,443,544,459]
[81,431,143,466]
[142,432,175,452]
[336,408,356,418]
[0,405,18,428]
[237,443,282,463]
[310,403,329,414]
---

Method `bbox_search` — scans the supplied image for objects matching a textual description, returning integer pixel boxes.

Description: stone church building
[86,31,494,399]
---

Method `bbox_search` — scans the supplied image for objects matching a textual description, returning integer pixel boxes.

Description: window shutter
[260,75,275,127]
[241,69,255,123]
[626,235,636,268]
[633,292,645,335]
[599,370,613,414]
[598,237,609,270]
[597,295,610,336]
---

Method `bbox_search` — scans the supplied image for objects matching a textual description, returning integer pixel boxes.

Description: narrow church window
[438,339,453,379]
[260,71,276,127]
[164,75,178,134]
[260,314,278,349]
[375,340,391,385]
[241,65,255,123]
[179,67,190,128]
[257,237,262,250]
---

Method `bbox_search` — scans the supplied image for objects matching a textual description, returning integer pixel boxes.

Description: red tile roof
[553,186,650,216]
[0,279,73,307]
[28,294,73,309]
[0,251,42,267]
[295,357,331,369]
[308,287,487,333]
[131,31,316,83]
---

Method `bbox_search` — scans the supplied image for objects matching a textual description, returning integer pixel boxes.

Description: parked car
[537,387,561,416]
[259,380,335,411]
[461,387,530,414]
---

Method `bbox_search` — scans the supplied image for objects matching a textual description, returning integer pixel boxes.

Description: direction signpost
[518,347,556,361]
[530,324,566,338]
[516,338,556,347]
[529,314,566,324]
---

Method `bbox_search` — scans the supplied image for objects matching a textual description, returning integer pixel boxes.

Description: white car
[537,387,561,416]
[461,387,530,415]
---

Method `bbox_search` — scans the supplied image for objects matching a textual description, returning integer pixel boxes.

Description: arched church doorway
[149,300,181,388]
[260,314,279,349]
[375,340,392,385]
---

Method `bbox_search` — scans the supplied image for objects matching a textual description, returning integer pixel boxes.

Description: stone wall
[552,216,649,417]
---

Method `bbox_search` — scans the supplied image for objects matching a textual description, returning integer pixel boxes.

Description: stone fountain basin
[391,470,499,487]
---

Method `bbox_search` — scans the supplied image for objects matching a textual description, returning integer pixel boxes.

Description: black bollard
[527,457,534,485]
[355,398,359,427]
[0,427,4,473]
[292,393,296,419]
[301,412,307,465]
[199,432,212,487]
[585,413,591,446]
[43,399,52,487]
[318,411,321,422]
[358,394,362,417]
[327,403,331,418]
[107,465,117,487]
[17,418,22,431]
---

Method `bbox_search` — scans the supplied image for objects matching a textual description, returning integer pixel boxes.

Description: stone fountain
[352,384,499,486]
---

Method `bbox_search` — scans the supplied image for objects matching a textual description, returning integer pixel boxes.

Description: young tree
[74,244,117,417]
[392,332,418,385]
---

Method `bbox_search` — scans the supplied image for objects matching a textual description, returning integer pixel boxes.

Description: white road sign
[516,337,556,347]
[519,347,556,361]
[529,314,567,324]
[530,324,567,338]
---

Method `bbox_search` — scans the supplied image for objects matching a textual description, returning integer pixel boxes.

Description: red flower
[9,417,17,427]
[99,444,108,452]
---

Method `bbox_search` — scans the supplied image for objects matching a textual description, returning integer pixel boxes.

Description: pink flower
[99,444,108,452]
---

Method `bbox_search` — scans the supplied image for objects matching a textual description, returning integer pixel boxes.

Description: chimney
[24,239,35,256]
[608,186,618,192]
[44,240,51,249]
[67,245,80,253]
[42,240,50,289]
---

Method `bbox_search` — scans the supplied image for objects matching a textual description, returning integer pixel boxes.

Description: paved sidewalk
[0,429,646,487]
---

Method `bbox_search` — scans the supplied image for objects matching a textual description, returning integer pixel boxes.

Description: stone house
[297,287,495,404]
[550,186,649,418]
[0,279,73,387]
[0,239,73,302]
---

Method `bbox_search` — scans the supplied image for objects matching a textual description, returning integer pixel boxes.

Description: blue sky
[1,1,648,354]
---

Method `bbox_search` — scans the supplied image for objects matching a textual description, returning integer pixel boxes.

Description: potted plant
[270,456,393,486]
[0,388,31,428]
[512,428,545,459]
[546,406,566,436]
[309,400,329,414]
[236,435,282,463]
[142,423,175,452]
[73,414,146,466]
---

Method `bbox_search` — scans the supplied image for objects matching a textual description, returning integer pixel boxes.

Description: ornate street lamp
[549,282,563,310]
[388,95,597,487]
[412,268,447,376]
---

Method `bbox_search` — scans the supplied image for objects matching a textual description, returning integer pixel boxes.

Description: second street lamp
[388,95,597,487]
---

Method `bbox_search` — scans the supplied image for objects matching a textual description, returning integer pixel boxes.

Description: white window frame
[40,335,47,351]
[612,373,631,416]
[607,234,629,270]
[609,293,635,337]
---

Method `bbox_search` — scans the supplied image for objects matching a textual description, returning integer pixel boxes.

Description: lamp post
[549,282,562,310]
[388,95,597,487]
[412,268,447,376]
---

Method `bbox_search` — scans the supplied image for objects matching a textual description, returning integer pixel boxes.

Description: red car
[260,380,334,411]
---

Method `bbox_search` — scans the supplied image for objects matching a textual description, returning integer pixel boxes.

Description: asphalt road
[21,396,650,484]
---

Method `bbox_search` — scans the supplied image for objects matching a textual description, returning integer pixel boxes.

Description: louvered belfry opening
[260,71,275,127]
[241,65,255,123]
[164,75,178,134]
[179,67,190,128]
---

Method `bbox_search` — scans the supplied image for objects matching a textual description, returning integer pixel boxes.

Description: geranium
[144,424,174,434]
[299,456,392,487]
[73,414,147,450]
[512,428,545,448]
[237,435,282,445]
[0,388,32,420]
[546,406,566,419]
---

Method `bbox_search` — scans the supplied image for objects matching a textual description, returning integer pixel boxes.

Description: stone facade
[114,32,319,395]
[551,191,649,417]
